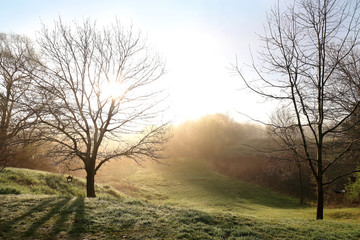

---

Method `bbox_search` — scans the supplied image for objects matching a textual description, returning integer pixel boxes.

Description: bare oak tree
[0,33,39,171]
[34,19,169,197]
[234,0,360,219]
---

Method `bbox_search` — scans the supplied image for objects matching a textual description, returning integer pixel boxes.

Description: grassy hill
[97,158,360,221]
[0,167,122,199]
[1,162,360,239]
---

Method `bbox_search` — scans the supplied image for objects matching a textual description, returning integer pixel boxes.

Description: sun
[101,80,123,100]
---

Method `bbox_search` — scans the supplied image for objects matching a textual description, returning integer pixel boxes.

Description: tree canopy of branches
[34,19,169,197]
[0,33,39,171]
[234,0,360,220]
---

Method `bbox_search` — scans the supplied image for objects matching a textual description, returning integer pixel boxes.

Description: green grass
[1,195,360,240]
[0,167,123,199]
[1,162,360,239]
[104,158,360,222]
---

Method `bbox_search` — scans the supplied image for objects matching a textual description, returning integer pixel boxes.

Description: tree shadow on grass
[23,196,86,240]
[0,196,87,239]
[0,197,56,238]
[23,197,72,238]
[48,196,86,239]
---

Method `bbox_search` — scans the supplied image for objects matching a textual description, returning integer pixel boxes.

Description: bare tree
[33,19,170,197]
[0,33,39,171]
[234,0,360,219]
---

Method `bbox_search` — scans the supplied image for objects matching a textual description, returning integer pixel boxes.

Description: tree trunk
[297,163,304,204]
[0,130,10,170]
[86,170,96,198]
[316,180,324,220]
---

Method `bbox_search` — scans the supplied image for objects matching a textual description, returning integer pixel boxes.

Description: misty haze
[1,0,360,239]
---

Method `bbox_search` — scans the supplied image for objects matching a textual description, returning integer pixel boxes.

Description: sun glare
[102,81,123,100]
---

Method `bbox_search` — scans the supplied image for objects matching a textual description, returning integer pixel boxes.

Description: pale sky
[0,0,278,123]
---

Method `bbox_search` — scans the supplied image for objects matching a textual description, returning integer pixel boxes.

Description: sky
[0,0,278,123]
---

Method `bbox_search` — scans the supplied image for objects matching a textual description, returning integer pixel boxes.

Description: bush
[345,172,360,203]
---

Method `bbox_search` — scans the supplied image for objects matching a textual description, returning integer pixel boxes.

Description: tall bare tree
[234,0,360,219]
[0,33,39,171]
[34,19,169,197]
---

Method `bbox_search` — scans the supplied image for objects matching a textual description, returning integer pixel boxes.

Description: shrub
[345,172,360,203]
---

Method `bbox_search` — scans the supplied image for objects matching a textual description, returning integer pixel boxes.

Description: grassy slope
[1,163,360,239]
[100,158,360,222]
[0,167,122,198]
